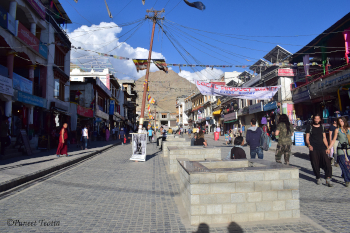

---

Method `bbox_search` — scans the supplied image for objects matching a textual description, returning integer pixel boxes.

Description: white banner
[196,81,281,100]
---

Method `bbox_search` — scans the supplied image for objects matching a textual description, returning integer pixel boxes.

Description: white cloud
[178,67,224,83]
[68,22,224,82]
[68,22,164,80]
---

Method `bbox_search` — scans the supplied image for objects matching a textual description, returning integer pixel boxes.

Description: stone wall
[163,141,191,157]
[178,160,300,225]
[168,147,221,173]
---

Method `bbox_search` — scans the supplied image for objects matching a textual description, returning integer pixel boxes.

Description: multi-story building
[175,95,188,129]
[121,80,137,130]
[0,0,71,153]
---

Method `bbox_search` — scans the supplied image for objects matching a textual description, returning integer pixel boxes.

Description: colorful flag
[153,59,168,73]
[75,90,82,100]
[133,59,148,72]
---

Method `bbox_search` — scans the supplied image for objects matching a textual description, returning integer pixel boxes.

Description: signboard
[15,90,47,108]
[109,100,115,115]
[249,102,263,114]
[242,74,261,87]
[196,81,281,99]
[0,7,16,36]
[95,117,102,123]
[17,22,39,52]
[130,133,147,162]
[96,78,111,97]
[77,105,93,118]
[20,129,33,155]
[292,90,310,104]
[278,69,296,77]
[25,0,46,19]
[0,75,13,96]
[309,70,350,95]
[294,132,305,146]
[96,109,109,120]
[264,101,278,111]
[224,112,237,121]
[13,73,32,94]
[70,77,85,82]
[311,95,336,103]
[39,42,48,59]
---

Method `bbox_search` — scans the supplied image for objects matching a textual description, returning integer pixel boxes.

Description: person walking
[275,114,294,165]
[305,114,333,187]
[148,127,154,143]
[328,119,339,167]
[246,118,263,159]
[119,128,126,145]
[188,127,192,138]
[82,125,88,150]
[328,116,350,187]
[56,123,69,157]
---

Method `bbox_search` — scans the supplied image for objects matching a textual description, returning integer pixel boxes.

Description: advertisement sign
[70,77,85,82]
[264,101,278,111]
[109,100,115,115]
[196,81,280,99]
[13,73,32,94]
[39,42,48,59]
[249,102,263,114]
[224,112,237,121]
[278,69,296,77]
[77,105,93,118]
[294,132,305,146]
[0,75,13,96]
[17,22,39,52]
[130,133,147,162]
[96,78,111,97]
[14,90,47,108]
[242,74,261,87]
[292,90,310,104]
[25,0,46,19]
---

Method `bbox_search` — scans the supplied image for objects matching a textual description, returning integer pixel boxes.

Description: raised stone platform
[177,159,300,225]
[168,146,221,173]
[162,140,191,157]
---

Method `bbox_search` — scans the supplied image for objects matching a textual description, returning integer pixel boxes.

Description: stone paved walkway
[0,136,347,232]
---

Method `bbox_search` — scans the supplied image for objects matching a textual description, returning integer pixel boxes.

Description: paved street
[0,136,348,232]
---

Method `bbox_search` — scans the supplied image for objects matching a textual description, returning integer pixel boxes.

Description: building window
[162,114,167,119]
[54,79,59,98]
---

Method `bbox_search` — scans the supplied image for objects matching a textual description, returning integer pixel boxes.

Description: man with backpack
[246,118,264,159]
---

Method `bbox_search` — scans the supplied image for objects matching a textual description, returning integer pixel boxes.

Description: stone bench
[168,146,221,173]
[162,140,191,157]
[177,159,300,225]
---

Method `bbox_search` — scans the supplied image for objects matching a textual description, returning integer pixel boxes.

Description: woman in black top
[230,136,246,159]
[305,114,333,187]
[195,130,207,147]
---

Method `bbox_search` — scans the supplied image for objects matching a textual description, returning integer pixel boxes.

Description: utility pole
[154,102,157,137]
[138,9,165,132]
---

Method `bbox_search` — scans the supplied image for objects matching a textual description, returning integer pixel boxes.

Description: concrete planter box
[177,159,300,225]
[168,146,221,173]
[162,140,191,157]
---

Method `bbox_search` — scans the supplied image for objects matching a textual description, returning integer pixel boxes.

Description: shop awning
[213,109,222,115]
[224,120,238,124]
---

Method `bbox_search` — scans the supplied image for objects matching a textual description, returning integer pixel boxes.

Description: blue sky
[62,0,350,82]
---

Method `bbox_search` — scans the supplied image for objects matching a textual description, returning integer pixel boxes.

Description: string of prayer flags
[153,59,168,73]
[133,59,148,72]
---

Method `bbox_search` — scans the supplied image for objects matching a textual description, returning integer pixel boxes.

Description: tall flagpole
[139,9,164,133]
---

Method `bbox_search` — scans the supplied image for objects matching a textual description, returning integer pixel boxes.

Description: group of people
[190,130,208,147]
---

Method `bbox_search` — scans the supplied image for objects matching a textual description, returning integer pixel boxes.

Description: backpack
[260,128,271,151]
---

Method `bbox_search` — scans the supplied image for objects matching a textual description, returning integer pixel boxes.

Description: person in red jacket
[56,123,69,157]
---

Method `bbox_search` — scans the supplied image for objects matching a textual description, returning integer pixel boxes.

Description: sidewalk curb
[0,142,121,193]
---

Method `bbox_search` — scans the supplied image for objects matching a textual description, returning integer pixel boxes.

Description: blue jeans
[250,147,263,159]
[82,136,88,149]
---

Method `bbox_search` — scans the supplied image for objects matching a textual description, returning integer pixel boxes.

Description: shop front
[223,112,237,133]
[95,109,109,134]
[248,102,264,126]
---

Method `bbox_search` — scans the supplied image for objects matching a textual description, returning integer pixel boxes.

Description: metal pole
[139,12,158,133]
